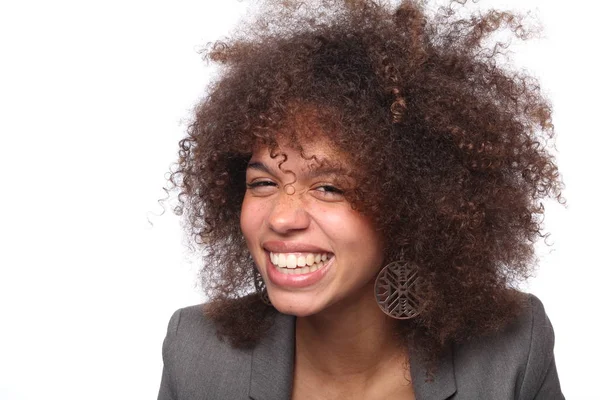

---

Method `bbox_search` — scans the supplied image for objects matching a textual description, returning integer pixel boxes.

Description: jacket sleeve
[519,296,564,400]
[157,309,182,400]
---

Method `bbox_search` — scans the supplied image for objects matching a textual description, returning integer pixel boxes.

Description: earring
[253,268,272,306]
[374,259,423,319]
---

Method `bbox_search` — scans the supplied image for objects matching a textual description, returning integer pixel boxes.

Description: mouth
[268,251,333,275]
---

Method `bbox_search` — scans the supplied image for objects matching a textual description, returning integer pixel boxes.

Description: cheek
[344,214,384,265]
[240,195,253,239]
[322,209,380,246]
[240,195,265,243]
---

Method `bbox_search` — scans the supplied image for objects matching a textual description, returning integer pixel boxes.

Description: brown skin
[169,0,563,372]
[293,285,415,399]
[242,139,386,318]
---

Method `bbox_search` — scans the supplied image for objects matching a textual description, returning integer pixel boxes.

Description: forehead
[247,136,358,186]
[250,136,348,168]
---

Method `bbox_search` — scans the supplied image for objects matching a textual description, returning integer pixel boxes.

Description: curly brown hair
[169,0,563,359]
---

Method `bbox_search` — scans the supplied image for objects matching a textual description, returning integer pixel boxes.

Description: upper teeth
[269,252,330,269]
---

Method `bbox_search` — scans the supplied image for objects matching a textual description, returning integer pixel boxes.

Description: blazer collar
[249,312,296,400]
[249,312,457,400]
[409,345,457,400]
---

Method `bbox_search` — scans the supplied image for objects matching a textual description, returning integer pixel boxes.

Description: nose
[267,191,310,234]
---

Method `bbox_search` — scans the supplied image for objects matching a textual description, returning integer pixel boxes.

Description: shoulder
[163,304,225,347]
[159,302,296,400]
[159,304,254,400]
[452,294,564,399]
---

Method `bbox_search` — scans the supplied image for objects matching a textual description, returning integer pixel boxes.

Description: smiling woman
[158,0,565,399]
[242,138,386,318]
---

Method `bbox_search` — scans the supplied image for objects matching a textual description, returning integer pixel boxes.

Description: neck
[295,285,407,378]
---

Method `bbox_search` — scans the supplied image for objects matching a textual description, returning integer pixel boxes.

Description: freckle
[285,185,296,195]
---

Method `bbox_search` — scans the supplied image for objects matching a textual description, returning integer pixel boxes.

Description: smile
[269,252,332,275]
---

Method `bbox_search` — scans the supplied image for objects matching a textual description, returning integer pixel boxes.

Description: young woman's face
[240,139,385,317]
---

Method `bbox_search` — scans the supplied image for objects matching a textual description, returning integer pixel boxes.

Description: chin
[268,292,325,317]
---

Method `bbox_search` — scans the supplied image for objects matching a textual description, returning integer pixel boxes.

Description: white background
[0,1,598,399]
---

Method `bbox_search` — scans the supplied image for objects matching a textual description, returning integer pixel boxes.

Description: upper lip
[263,241,331,254]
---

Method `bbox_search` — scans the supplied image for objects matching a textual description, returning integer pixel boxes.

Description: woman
[158,0,564,398]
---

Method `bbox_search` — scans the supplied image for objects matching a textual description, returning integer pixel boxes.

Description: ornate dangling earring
[374,259,423,319]
[253,267,272,306]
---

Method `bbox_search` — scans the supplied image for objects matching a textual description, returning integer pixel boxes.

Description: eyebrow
[246,161,350,179]
[247,161,273,175]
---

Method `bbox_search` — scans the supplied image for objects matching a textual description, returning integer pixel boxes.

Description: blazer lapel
[410,346,457,400]
[249,313,296,400]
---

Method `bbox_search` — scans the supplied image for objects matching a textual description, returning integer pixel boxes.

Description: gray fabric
[157,294,564,399]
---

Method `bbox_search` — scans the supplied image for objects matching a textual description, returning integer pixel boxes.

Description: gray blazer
[157,295,564,399]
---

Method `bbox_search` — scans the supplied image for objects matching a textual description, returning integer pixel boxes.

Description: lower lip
[266,255,334,288]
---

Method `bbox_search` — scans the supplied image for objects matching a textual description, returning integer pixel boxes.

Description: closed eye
[246,180,276,189]
[315,185,344,194]
[312,184,345,202]
[246,180,278,196]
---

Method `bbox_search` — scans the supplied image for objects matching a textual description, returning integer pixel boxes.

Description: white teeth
[269,252,331,272]
[286,254,297,269]
[297,256,306,267]
[274,262,324,275]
